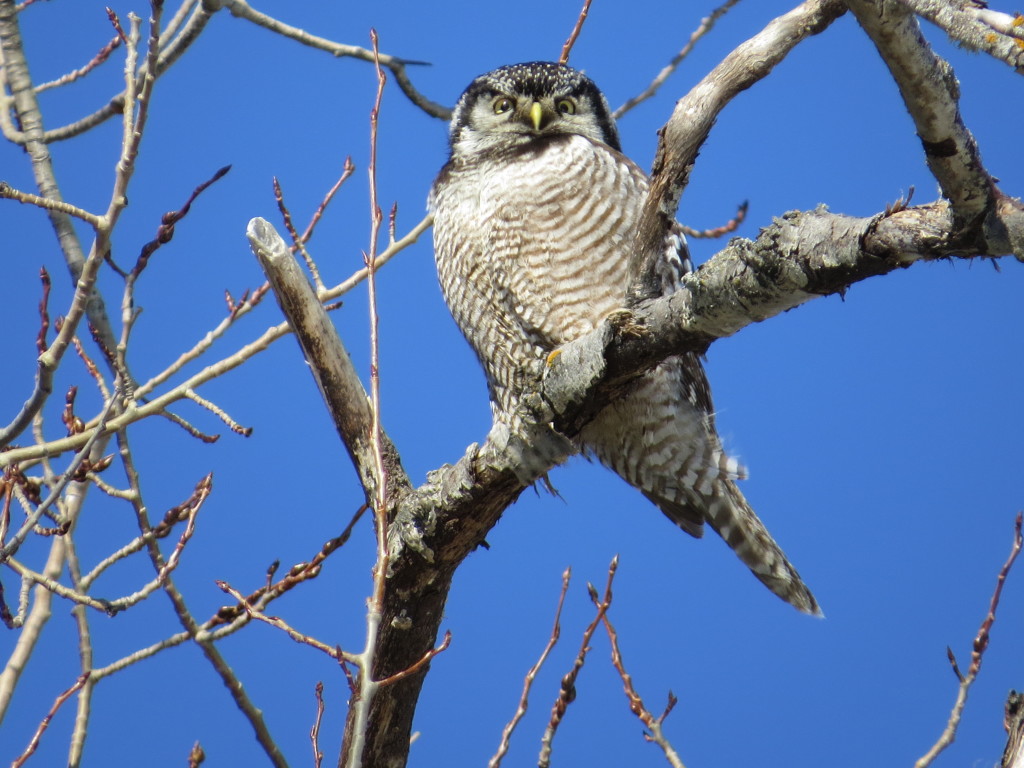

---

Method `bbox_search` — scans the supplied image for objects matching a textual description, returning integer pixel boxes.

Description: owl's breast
[446,136,649,346]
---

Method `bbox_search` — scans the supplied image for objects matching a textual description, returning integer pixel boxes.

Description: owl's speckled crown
[448,61,620,153]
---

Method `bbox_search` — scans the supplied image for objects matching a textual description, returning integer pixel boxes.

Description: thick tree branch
[247,218,411,506]
[898,0,1024,73]
[848,0,995,226]
[628,0,847,301]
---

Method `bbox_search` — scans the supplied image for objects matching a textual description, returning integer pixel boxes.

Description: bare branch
[538,558,617,768]
[218,581,358,662]
[679,200,748,239]
[0,182,102,227]
[312,682,326,768]
[490,567,571,768]
[898,0,1024,73]
[614,0,743,119]
[598,591,686,767]
[848,0,996,227]
[247,217,410,507]
[0,391,119,564]
[38,3,213,144]
[10,673,88,768]
[915,512,1023,768]
[628,0,847,301]
[116,425,289,768]
[34,33,122,92]
[218,0,451,119]
[559,0,593,65]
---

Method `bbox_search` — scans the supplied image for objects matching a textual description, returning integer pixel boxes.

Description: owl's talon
[604,308,646,338]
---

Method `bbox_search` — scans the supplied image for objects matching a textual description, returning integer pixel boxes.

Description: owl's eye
[492,97,514,115]
[556,99,576,115]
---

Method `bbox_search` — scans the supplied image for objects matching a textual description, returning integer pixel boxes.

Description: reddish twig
[490,567,571,768]
[35,267,51,354]
[312,681,326,768]
[599,596,686,766]
[915,512,1023,768]
[376,630,452,687]
[679,200,748,239]
[538,557,618,768]
[132,165,231,277]
[11,673,89,768]
[559,0,594,65]
[210,504,368,627]
[273,176,302,248]
[300,157,357,245]
[217,581,356,662]
[106,7,128,44]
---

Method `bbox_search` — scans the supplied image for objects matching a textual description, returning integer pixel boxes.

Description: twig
[559,0,593,65]
[130,165,232,278]
[182,388,252,436]
[35,4,213,144]
[614,0,743,118]
[915,511,1023,768]
[679,201,748,239]
[159,409,221,443]
[274,175,325,292]
[218,581,358,661]
[10,673,89,768]
[35,268,51,355]
[219,0,450,119]
[0,390,120,564]
[376,631,452,687]
[489,567,571,768]
[300,157,356,247]
[116,425,288,768]
[538,557,618,768]
[344,30,390,768]
[311,682,326,768]
[34,33,122,92]
[599,596,686,767]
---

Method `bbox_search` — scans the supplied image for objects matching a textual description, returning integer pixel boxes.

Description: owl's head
[447,62,621,159]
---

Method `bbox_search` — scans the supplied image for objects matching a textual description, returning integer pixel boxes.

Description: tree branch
[847,0,996,227]
[897,0,1024,73]
[628,0,848,301]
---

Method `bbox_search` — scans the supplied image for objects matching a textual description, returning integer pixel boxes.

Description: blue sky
[2,1,1023,766]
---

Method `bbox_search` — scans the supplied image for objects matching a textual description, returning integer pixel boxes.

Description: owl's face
[447,62,621,159]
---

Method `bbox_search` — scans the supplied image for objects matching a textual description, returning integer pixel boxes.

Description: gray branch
[247,3,1023,767]
[848,0,995,225]
[898,0,1024,73]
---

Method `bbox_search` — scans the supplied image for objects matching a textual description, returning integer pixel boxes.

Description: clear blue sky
[2,1,1022,766]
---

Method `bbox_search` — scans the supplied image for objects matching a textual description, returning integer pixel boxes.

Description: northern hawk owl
[429,62,818,614]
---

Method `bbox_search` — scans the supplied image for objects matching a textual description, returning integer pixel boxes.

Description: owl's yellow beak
[529,101,544,131]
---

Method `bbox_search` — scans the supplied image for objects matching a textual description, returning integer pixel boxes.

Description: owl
[429,62,818,615]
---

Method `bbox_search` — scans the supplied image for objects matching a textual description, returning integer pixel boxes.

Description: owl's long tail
[667,480,820,616]
[579,359,821,616]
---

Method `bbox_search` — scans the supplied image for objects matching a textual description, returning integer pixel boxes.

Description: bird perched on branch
[429,61,818,615]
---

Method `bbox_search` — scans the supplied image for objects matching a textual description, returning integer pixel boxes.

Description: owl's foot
[604,308,647,339]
